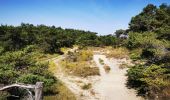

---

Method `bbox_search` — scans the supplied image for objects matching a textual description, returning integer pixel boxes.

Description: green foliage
[0,23,119,54]
[130,49,142,60]
[17,74,56,87]
[129,4,170,33]
[0,46,57,97]
[127,64,170,98]
[140,65,169,88]
[98,35,117,46]
[76,32,99,47]
[128,58,169,95]
[0,69,18,84]
[99,58,104,65]
[114,29,126,38]
[127,32,166,60]
[0,23,102,53]
[81,83,92,90]
[126,3,170,99]
[127,65,145,88]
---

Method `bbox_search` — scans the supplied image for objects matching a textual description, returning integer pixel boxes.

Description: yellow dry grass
[44,82,76,100]
[106,47,129,59]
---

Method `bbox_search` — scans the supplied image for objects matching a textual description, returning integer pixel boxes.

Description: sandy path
[93,54,143,100]
[51,48,143,100]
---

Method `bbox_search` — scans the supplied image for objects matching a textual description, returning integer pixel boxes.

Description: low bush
[81,83,92,90]
[127,64,170,99]
[130,48,142,60]
[99,58,104,65]
[0,46,58,98]
[103,65,110,73]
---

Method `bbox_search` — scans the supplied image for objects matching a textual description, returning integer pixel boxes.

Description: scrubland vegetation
[0,2,169,100]
[125,4,170,100]
[61,50,100,77]
[0,46,57,99]
[99,58,104,65]
[0,24,103,99]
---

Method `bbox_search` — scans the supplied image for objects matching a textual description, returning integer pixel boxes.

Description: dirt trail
[93,54,143,100]
[52,49,143,100]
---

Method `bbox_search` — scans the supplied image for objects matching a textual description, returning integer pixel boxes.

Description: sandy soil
[93,54,143,100]
[52,49,144,100]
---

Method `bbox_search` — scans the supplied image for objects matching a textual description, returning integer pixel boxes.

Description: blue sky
[0,0,170,35]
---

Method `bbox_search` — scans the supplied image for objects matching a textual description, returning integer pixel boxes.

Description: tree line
[0,24,118,54]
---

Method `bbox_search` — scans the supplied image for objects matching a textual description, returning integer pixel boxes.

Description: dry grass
[46,57,76,100]
[106,47,129,59]
[103,65,111,73]
[78,50,93,61]
[48,61,57,73]
[61,49,100,77]
[44,82,76,100]
[61,60,100,77]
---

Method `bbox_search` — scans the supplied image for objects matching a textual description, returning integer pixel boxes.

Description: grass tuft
[81,83,92,90]
[103,65,111,73]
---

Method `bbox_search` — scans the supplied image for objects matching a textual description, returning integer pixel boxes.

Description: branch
[0,83,35,91]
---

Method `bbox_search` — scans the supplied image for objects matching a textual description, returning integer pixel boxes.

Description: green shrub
[140,65,169,88]
[127,64,170,98]
[81,83,92,90]
[17,74,57,93]
[130,49,142,60]
[127,65,145,88]
[0,46,58,96]
[0,69,18,84]
[0,46,4,55]
[99,58,104,65]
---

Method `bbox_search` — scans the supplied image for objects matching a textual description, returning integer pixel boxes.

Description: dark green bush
[127,64,170,97]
